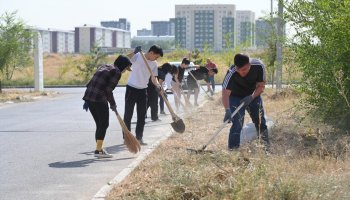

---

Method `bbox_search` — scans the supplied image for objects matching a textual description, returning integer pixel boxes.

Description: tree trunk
[0,80,2,93]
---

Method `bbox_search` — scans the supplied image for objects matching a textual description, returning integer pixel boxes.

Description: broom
[114,109,141,154]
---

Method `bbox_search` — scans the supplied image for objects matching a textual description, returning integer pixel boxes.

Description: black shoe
[94,149,113,158]
[160,111,166,115]
[137,139,148,146]
[152,118,161,122]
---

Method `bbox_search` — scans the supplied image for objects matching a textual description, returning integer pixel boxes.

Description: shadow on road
[48,157,134,168]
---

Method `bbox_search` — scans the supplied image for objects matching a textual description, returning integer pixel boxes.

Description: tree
[283,0,350,128]
[0,11,33,92]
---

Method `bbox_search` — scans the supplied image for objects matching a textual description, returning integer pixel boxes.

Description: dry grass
[106,88,350,200]
[0,89,59,103]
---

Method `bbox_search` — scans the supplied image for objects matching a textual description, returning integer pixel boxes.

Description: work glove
[223,108,232,122]
[134,46,142,54]
[110,104,117,112]
[240,95,253,106]
[83,101,89,112]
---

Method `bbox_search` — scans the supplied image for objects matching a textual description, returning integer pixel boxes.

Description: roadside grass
[0,89,58,103]
[107,88,350,200]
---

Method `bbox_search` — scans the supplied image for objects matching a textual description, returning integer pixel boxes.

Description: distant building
[151,19,175,36]
[137,28,152,36]
[175,4,236,51]
[100,18,130,31]
[132,35,175,42]
[236,10,255,47]
[32,27,74,53]
[74,25,131,53]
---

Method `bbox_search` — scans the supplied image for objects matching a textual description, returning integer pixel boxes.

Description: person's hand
[224,108,231,122]
[110,104,117,112]
[134,46,142,54]
[240,95,253,106]
[155,84,162,94]
[83,101,89,112]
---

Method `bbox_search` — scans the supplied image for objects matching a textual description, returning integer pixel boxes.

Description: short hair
[148,45,163,57]
[234,53,250,68]
[181,58,190,65]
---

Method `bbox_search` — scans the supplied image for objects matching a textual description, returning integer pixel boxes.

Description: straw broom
[114,110,141,154]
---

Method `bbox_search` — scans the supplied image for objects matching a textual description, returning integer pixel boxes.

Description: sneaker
[137,139,148,146]
[94,149,113,158]
[160,111,166,115]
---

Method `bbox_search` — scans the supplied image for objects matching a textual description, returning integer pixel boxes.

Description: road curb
[91,127,173,200]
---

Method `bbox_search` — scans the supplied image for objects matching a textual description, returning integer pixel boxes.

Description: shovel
[187,102,245,153]
[140,52,185,133]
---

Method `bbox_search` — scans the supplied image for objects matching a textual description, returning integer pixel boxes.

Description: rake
[114,109,141,154]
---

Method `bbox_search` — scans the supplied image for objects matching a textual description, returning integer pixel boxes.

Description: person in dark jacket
[187,66,210,106]
[83,55,132,158]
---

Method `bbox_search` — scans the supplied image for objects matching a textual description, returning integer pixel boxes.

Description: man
[206,58,217,95]
[146,63,172,120]
[83,55,132,158]
[187,66,210,106]
[172,58,190,110]
[124,45,163,145]
[222,53,269,150]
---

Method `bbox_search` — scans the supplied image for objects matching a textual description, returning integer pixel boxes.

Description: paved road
[0,87,207,200]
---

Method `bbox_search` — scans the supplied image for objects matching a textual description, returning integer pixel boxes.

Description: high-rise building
[137,28,152,36]
[100,18,130,31]
[74,25,131,53]
[151,19,175,36]
[175,4,236,51]
[236,10,255,47]
[255,19,271,48]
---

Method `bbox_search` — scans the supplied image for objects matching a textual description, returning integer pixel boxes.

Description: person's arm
[105,69,121,110]
[252,81,265,98]
[222,89,231,109]
[127,46,142,59]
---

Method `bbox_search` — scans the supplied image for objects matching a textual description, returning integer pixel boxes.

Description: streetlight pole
[276,0,283,90]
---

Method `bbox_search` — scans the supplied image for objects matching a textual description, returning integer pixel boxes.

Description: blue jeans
[228,95,268,149]
[209,76,215,91]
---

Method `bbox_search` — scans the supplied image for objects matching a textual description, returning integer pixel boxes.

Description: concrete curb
[91,127,173,200]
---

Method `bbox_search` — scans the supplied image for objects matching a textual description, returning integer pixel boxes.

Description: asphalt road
[0,87,207,200]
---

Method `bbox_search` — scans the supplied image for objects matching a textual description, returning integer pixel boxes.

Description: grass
[0,89,59,103]
[106,88,350,200]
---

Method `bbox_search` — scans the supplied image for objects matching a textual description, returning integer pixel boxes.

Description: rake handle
[201,102,245,150]
[139,52,178,120]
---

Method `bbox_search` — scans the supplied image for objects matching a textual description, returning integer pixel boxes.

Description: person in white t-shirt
[125,45,163,145]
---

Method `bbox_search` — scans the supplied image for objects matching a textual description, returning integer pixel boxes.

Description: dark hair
[114,55,132,71]
[161,62,172,73]
[148,45,163,57]
[171,64,178,75]
[181,57,190,65]
[234,53,250,68]
[212,68,218,74]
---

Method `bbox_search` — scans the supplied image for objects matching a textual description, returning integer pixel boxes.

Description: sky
[0,0,277,36]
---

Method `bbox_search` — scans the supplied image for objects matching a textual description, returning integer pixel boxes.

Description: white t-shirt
[127,53,158,89]
[164,73,173,90]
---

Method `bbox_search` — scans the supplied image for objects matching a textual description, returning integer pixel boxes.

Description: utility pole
[276,0,284,90]
[34,31,44,92]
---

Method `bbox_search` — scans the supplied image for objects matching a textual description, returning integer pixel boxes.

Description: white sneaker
[94,149,113,158]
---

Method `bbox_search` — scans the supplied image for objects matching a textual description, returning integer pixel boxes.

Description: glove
[240,95,253,106]
[224,108,232,122]
[83,101,89,112]
[134,46,142,54]
[110,104,117,112]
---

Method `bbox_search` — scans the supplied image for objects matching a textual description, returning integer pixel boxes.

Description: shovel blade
[171,118,185,133]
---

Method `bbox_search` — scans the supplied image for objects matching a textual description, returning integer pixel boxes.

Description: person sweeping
[83,55,132,158]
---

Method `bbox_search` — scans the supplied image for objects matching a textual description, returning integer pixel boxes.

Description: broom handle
[201,102,245,150]
[139,52,177,118]
[114,110,130,133]
[188,71,212,98]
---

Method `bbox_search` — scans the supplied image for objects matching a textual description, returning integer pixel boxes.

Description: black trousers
[147,87,159,120]
[88,101,109,141]
[159,93,167,112]
[124,85,147,140]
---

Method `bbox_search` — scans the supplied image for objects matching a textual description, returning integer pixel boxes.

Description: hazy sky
[0,0,276,36]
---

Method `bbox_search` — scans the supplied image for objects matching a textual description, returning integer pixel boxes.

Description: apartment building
[151,19,175,36]
[33,28,74,53]
[137,28,152,36]
[236,10,255,47]
[175,4,236,51]
[74,25,131,53]
[100,18,130,31]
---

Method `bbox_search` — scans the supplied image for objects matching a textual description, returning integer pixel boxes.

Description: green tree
[76,45,108,82]
[283,0,350,128]
[0,11,33,92]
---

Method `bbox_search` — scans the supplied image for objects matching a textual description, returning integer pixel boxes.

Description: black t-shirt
[226,65,265,97]
[176,67,185,82]
[148,68,166,89]
[187,67,209,84]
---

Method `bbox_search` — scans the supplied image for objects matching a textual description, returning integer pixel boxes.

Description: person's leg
[228,96,246,149]
[149,89,159,120]
[124,86,136,134]
[159,93,165,114]
[246,96,269,144]
[135,88,147,140]
[210,76,215,92]
[194,87,199,106]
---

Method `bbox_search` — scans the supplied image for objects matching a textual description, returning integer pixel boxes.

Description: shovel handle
[188,71,212,98]
[139,52,178,119]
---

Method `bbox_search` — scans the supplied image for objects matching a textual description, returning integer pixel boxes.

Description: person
[187,66,210,106]
[146,62,172,120]
[83,55,132,158]
[172,58,190,110]
[124,45,163,145]
[206,58,217,95]
[159,63,174,114]
[222,53,269,151]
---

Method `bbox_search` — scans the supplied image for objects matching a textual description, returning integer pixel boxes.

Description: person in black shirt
[187,66,209,106]
[222,53,269,150]
[172,58,190,110]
